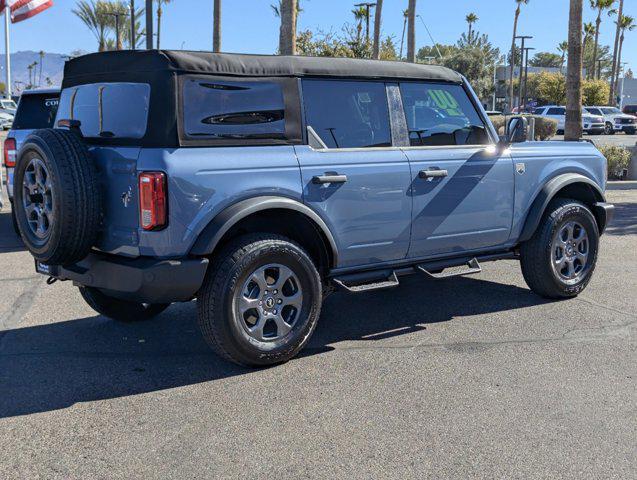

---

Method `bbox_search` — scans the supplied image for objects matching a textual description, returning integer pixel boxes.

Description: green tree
[535,71,567,105]
[582,78,610,104]
[379,36,398,60]
[73,0,112,52]
[465,12,478,41]
[557,41,569,70]
[613,14,635,94]
[589,0,615,78]
[529,51,562,67]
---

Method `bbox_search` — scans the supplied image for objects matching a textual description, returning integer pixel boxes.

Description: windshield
[601,107,622,115]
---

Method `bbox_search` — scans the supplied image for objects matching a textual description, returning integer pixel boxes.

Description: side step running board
[418,258,482,279]
[333,271,399,293]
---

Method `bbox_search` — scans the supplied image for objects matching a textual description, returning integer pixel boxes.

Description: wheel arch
[190,196,338,272]
[519,173,607,243]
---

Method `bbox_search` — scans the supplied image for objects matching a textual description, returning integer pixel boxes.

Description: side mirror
[506,116,529,144]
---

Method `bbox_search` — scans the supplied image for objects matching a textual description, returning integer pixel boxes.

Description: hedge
[597,145,632,180]
[489,115,558,141]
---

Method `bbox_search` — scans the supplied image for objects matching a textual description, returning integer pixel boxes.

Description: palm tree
[558,40,569,71]
[565,0,583,141]
[399,8,408,58]
[589,0,614,79]
[278,0,297,55]
[609,0,623,103]
[123,4,145,49]
[406,0,416,63]
[156,0,171,49]
[508,0,530,112]
[372,0,383,59]
[466,12,478,41]
[583,21,596,77]
[38,50,44,87]
[352,6,367,44]
[213,0,221,52]
[613,14,635,99]
[73,0,111,52]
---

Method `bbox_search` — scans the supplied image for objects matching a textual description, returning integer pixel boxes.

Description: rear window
[12,93,59,130]
[182,79,286,140]
[55,83,150,139]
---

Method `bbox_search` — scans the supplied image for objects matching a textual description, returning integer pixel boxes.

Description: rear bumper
[593,202,615,234]
[37,253,209,304]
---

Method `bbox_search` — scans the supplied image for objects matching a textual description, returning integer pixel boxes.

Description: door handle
[419,168,448,179]
[312,174,348,184]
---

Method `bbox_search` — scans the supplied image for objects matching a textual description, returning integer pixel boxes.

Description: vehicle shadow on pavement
[0,209,24,253]
[0,274,548,419]
[604,202,637,236]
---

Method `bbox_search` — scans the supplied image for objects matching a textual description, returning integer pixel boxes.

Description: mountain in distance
[0,50,68,92]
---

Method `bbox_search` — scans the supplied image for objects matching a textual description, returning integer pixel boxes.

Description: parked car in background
[485,110,503,117]
[0,111,13,130]
[3,88,60,233]
[13,51,614,367]
[0,97,17,115]
[621,104,637,117]
[585,106,637,135]
[534,105,605,135]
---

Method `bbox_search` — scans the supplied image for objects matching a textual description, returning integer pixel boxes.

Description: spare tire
[13,129,102,266]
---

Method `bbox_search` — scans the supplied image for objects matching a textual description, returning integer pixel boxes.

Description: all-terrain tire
[197,234,322,367]
[13,129,101,266]
[79,286,170,322]
[520,198,599,299]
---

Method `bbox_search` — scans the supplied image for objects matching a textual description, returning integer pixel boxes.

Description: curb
[607,181,637,191]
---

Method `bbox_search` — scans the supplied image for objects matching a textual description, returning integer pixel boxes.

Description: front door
[296,79,412,269]
[397,81,514,259]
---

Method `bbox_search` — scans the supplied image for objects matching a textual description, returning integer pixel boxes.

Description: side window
[399,82,490,146]
[587,108,602,116]
[547,107,565,115]
[302,79,392,149]
[534,107,545,115]
[182,79,285,140]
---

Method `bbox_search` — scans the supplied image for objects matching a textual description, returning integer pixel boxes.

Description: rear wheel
[197,234,322,367]
[79,286,170,322]
[520,198,599,299]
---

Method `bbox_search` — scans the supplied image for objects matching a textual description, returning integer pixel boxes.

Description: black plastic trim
[592,202,614,234]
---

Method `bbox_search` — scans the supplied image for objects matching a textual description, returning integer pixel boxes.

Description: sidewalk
[607,180,637,190]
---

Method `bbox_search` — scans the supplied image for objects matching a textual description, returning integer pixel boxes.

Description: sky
[4,0,636,72]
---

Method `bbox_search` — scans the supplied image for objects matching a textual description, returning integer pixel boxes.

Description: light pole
[354,3,376,44]
[515,35,532,111]
[522,47,535,112]
[146,0,153,50]
[106,11,128,50]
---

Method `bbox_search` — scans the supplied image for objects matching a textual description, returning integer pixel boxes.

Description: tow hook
[46,276,58,285]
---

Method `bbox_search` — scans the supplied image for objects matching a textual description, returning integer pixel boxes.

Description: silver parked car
[584,106,637,135]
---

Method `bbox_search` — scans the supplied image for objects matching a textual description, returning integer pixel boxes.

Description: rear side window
[55,83,150,139]
[586,108,603,116]
[182,79,286,140]
[302,79,392,149]
[12,94,59,129]
[546,107,565,115]
[399,82,489,146]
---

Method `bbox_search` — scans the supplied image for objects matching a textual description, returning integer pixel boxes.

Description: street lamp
[354,3,376,43]
[522,47,535,112]
[514,35,532,110]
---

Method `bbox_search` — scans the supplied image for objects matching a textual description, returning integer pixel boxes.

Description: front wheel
[520,198,599,299]
[604,122,615,135]
[79,286,170,322]
[197,234,322,367]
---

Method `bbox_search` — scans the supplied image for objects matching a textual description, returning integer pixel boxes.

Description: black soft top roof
[62,50,462,86]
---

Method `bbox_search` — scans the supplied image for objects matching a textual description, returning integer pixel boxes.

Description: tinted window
[302,79,391,148]
[586,108,603,116]
[601,107,621,115]
[183,79,285,140]
[56,83,150,139]
[534,107,545,115]
[12,94,59,129]
[399,82,489,146]
[546,107,565,115]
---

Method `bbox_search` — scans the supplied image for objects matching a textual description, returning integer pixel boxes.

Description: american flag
[0,0,53,23]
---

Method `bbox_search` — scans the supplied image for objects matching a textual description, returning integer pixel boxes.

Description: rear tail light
[3,137,16,167]
[138,172,167,231]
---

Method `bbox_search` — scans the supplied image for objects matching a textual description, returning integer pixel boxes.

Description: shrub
[488,115,557,140]
[582,79,610,106]
[597,145,632,179]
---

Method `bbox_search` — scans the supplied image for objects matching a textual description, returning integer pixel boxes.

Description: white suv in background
[534,105,605,135]
[585,106,637,135]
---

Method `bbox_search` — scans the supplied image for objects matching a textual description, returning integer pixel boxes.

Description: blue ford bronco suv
[13,51,614,366]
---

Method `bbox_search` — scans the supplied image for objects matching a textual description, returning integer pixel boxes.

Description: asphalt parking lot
[553,132,637,148]
[0,188,635,479]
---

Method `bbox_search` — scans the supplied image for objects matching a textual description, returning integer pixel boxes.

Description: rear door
[55,83,150,256]
[545,107,566,131]
[296,79,412,268]
[398,81,514,259]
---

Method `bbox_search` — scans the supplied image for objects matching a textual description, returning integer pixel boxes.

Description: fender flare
[518,173,606,243]
[189,196,339,266]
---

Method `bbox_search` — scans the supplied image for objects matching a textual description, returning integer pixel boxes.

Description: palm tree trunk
[156,4,161,49]
[508,7,520,112]
[468,24,472,39]
[609,0,623,104]
[213,0,222,52]
[278,0,297,55]
[614,33,625,102]
[372,0,383,59]
[565,0,583,141]
[406,0,416,63]
[592,12,601,78]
